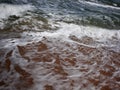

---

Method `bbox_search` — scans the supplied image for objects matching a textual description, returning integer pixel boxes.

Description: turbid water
[0,0,120,90]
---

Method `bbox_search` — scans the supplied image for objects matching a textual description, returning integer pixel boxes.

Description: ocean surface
[0,0,120,90]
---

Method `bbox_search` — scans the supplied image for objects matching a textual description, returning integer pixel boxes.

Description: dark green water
[0,0,120,30]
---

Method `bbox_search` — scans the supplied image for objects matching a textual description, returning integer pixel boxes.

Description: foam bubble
[1,22,120,49]
[23,22,120,43]
[0,4,34,19]
[79,0,120,10]
[0,22,120,90]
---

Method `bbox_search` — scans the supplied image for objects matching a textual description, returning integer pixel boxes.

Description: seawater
[0,0,120,90]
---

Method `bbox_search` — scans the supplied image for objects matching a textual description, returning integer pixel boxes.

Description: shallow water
[0,0,120,90]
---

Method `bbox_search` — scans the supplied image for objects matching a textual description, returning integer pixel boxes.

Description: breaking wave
[0,0,120,90]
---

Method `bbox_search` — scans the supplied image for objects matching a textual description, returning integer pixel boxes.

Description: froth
[1,22,120,50]
[0,4,34,19]
[23,22,120,43]
[0,22,120,90]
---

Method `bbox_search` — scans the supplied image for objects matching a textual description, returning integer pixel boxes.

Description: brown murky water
[0,35,120,90]
[0,1,120,90]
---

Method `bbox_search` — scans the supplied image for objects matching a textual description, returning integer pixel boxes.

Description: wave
[0,22,120,90]
[0,0,28,4]
[1,22,120,50]
[0,1,120,90]
[0,0,120,29]
[0,4,34,19]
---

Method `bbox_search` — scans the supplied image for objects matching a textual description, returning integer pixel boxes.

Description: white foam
[79,0,120,10]
[1,22,120,90]
[0,4,34,19]
[23,22,120,43]
[1,22,120,49]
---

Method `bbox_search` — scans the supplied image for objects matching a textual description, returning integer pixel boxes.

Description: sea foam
[0,4,34,19]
